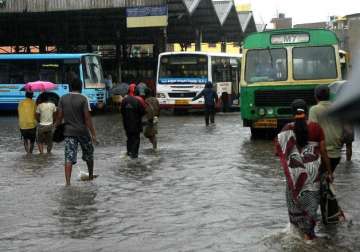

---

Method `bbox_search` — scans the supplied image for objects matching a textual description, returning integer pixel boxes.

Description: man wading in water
[192,81,218,126]
[143,88,160,150]
[18,91,37,154]
[55,78,97,186]
[121,88,145,159]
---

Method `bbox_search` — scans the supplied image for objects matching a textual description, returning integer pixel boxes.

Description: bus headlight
[258,108,266,116]
[267,108,274,115]
[157,93,166,98]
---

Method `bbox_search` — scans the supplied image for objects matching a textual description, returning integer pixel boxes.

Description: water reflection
[12,154,57,177]
[53,185,98,239]
[112,152,162,183]
[238,139,281,180]
[1,113,359,251]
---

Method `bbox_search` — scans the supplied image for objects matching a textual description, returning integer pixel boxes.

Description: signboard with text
[271,33,310,44]
[126,6,168,28]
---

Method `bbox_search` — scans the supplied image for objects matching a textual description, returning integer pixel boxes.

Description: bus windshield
[82,55,105,88]
[293,46,337,80]
[158,54,208,84]
[245,48,287,83]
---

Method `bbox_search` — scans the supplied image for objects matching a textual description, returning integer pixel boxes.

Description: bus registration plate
[253,119,277,128]
[175,99,189,105]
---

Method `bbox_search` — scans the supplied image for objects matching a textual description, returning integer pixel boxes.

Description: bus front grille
[254,89,316,107]
[96,92,105,102]
[168,92,197,98]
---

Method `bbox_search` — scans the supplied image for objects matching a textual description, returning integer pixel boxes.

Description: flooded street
[0,113,359,252]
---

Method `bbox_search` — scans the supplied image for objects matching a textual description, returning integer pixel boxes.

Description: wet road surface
[0,113,359,251]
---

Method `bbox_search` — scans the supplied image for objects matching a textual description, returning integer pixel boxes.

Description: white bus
[156,52,241,110]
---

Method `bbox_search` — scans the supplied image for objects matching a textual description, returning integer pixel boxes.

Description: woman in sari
[275,99,333,240]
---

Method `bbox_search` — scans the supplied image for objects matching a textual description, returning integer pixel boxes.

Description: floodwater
[0,113,359,252]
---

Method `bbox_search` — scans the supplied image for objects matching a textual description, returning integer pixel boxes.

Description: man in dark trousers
[121,89,145,159]
[192,81,218,126]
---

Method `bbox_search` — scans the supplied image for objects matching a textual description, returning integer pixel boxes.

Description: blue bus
[0,53,106,110]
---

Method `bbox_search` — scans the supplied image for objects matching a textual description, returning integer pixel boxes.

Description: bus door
[211,56,240,110]
[230,57,240,107]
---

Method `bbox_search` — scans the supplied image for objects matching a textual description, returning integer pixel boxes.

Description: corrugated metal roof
[0,0,166,13]
[0,53,94,59]
[0,0,256,45]
[182,0,202,15]
[238,11,255,32]
[212,0,233,26]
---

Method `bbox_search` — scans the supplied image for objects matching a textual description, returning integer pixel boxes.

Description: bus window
[212,56,240,103]
[245,49,287,83]
[293,46,337,80]
[39,61,62,84]
[82,55,105,88]
[64,59,80,85]
[212,57,233,83]
[159,55,208,79]
[0,60,65,84]
[0,63,9,83]
[9,61,38,84]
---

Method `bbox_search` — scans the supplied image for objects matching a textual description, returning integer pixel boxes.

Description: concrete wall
[348,19,360,65]
[0,0,166,13]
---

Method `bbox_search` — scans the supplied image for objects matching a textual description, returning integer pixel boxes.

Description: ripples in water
[0,113,359,251]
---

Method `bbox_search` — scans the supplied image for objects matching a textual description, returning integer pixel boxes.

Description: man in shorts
[55,78,97,186]
[18,91,37,154]
[36,93,57,154]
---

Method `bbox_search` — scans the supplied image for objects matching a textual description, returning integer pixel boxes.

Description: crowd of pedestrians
[17,78,160,185]
[17,80,353,238]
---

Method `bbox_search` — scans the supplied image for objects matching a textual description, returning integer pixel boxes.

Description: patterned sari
[276,127,322,238]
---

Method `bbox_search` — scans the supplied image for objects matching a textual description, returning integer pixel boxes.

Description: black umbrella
[111,82,129,96]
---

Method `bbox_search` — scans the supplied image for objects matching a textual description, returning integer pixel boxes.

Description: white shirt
[36,102,57,126]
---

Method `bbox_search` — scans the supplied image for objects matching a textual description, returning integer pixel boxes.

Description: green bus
[240,28,342,137]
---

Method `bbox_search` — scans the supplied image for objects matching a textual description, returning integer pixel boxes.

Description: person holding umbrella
[20,80,59,154]
[36,93,57,154]
[18,91,37,154]
[110,82,129,111]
